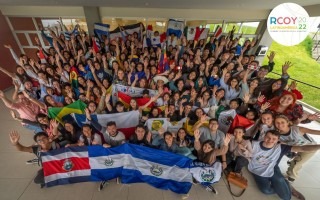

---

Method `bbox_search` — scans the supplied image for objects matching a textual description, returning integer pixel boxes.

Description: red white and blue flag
[42,144,193,194]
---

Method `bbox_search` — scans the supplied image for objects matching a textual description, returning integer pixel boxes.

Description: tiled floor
[1,89,320,200]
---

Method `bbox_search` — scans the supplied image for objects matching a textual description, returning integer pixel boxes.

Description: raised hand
[261,102,271,111]
[289,81,297,90]
[9,130,20,145]
[194,129,201,141]
[243,92,250,104]
[101,86,107,95]
[50,119,59,128]
[308,112,320,121]
[224,133,232,146]
[84,108,91,119]
[4,44,12,49]
[282,61,293,74]
[13,80,21,89]
[267,51,275,63]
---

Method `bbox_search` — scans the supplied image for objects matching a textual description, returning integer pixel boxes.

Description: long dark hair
[198,140,216,164]
[81,124,95,146]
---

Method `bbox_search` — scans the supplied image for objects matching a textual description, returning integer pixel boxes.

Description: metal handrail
[270,72,320,90]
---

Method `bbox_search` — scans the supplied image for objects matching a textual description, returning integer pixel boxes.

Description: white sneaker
[206,185,218,194]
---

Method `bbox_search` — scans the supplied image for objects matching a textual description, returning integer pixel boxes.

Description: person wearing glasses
[9,131,60,188]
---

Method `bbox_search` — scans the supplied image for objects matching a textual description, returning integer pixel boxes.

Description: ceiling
[0,0,319,10]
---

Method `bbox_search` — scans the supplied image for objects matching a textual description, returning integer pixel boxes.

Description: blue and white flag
[42,144,193,194]
[64,25,80,41]
[94,23,110,41]
[167,19,185,38]
[189,161,222,186]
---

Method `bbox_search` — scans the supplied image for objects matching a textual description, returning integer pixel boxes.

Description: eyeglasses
[36,138,47,143]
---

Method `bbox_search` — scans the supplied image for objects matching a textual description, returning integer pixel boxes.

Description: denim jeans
[252,166,291,200]
[22,123,43,134]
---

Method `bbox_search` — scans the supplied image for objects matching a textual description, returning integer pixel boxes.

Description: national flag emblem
[48,100,87,123]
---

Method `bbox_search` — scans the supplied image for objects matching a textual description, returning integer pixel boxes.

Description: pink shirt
[9,101,40,122]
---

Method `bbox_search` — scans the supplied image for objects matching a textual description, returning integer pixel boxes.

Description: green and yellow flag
[48,100,87,123]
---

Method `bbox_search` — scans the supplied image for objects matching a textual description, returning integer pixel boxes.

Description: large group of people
[1,21,320,200]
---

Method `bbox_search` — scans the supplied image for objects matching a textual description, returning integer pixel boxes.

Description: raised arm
[214,133,231,156]
[4,45,20,65]
[22,90,46,110]
[9,131,33,153]
[291,144,320,152]
[0,90,15,108]
[299,125,320,136]
[85,108,106,133]
[0,66,16,79]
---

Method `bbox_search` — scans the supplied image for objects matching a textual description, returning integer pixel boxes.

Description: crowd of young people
[1,22,320,199]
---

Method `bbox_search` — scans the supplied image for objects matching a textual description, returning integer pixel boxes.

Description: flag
[228,114,254,134]
[42,144,193,194]
[48,100,87,124]
[118,91,155,111]
[117,91,131,108]
[167,19,184,38]
[111,84,158,106]
[158,47,169,73]
[69,66,79,89]
[64,25,80,41]
[186,27,196,40]
[214,26,223,38]
[187,27,208,42]
[38,49,47,64]
[109,23,145,41]
[145,25,153,47]
[92,37,100,53]
[94,23,110,41]
[145,118,171,133]
[42,146,91,187]
[189,161,222,186]
[197,28,209,41]
[218,109,237,133]
[160,32,167,43]
[71,110,140,139]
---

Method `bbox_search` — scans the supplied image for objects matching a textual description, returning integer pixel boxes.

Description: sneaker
[26,158,38,165]
[98,181,107,191]
[192,177,199,185]
[290,184,305,200]
[287,176,295,183]
[206,185,218,194]
[283,173,295,183]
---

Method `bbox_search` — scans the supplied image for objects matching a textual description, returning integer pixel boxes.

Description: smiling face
[234,128,244,140]
[272,80,282,90]
[63,122,73,133]
[164,134,173,147]
[274,116,290,132]
[263,131,279,148]
[82,126,92,138]
[130,99,137,109]
[250,79,259,88]
[178,129,186,140]
[261,113,273,126]
[202,143,213,153]
[279,94,294,107]
[135,127,145,140]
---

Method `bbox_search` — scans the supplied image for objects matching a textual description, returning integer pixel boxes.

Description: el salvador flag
[167,19,185,38]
